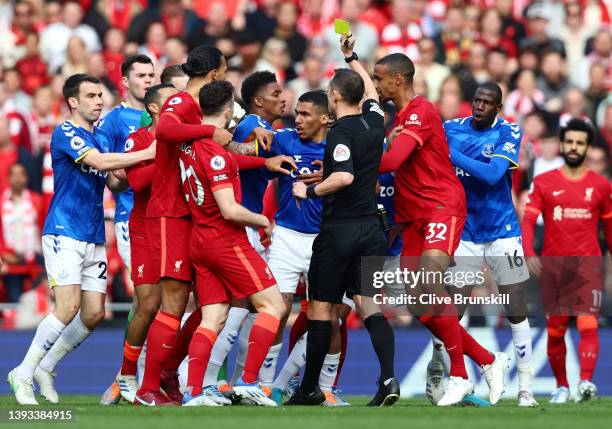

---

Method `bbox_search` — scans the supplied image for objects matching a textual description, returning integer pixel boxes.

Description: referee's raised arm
[340,33,379,103]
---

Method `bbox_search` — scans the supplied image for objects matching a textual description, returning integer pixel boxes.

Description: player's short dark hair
[376,53,416,84]
[297,90,329,114]
[144,83,175,115]
[560,118,595,145]
[62,74,100,106]
[121,54,154,77]
[476,82,503,104]
[241,71,277,108]
[160,64,186,85]
[329,69,364,106]
[182,45,223,78]
[199,80,234,116]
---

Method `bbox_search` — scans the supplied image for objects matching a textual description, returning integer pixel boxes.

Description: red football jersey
[179,138,249,248]
[524,168,612,256]
[392,95,466,222]
[125,127,155,236]
[147,91,202,218]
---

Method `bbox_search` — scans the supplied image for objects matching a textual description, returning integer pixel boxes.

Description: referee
[288,34,399,406]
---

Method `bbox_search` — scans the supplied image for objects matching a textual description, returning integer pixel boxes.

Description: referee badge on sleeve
[333,144,351,162]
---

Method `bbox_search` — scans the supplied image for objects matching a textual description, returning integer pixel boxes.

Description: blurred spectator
[0,163,44,302]
[44,1,62,25]
[478,9,517,59]
[3,68,32,112]
[273,0,307,64]
[60,36,89,78]
[597,98,612,156]
[359,0,390,35]
[102,28,126,94]
[25,86,55,160]
[415,37,450,102]
[187,0,232,50]
[457,42,490,101]
[437,74,471,117]
[495,0,526,47]
[413,73,428,98]
[139,21,167,67]
[244,0,279,43]
[536,49,568,114]
[571,30,612,91]
[438,92,464,122]
[165,37,187,66]
[0,0,38,68]
[559,1,598,76]
[380,0,425,60]
[520,2,565,56]
[288,54,328,98]
[39,1,101,73]
[90,0,144,35]
[297,0,337,39]
[521,130,564,192]
[559,87,590,127]
[586,144,610,178]
[87,52,117,108]
[504,69,545,122]
[586,62,608,121]
[521,110,548,159]
[14,32,49,96]
[0,82,32,152]
[235,30,262,73]
[324,0,378,65]
[0,116,39,193]
[160,63,188,89]
[435,6,472,68]
[254,37,296,85]
[127,0,201,45]
[487,47,513,85]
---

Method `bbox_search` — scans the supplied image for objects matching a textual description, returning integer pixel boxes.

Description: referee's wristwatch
[345,52,358,63]
[306,184,318,198]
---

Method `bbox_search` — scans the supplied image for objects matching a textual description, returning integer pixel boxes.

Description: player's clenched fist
[292,181,307,200]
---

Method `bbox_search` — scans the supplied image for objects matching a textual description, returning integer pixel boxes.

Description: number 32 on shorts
[425,222,447,244]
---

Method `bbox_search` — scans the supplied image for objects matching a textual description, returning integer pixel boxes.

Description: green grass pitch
[1,396,610,429]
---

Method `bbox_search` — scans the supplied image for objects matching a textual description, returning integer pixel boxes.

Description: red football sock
[242,312,280,384]
[459,325,494,366]
[187,327,218,396]
[547,316,569,388]
[289,304,308,353]
[120,340,143,376]
[164,310,202,372]
[333,320,348,387]
[138,311,180,393]
[577,316,599,381]
[418,315,468,379]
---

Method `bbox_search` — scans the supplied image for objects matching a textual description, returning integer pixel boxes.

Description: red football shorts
[130,227,159,287]
[540,256,603,316]
[401,214,466,257]
[146,216,193,283]
[190,240,276,306]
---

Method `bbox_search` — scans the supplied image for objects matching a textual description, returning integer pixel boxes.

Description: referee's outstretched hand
[340,33,355,57]
[264,155,297,175]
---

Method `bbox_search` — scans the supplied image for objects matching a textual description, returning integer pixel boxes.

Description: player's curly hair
[560,118,596,146]
[199,80,234,116]
[240,71,278,109]
[182,45,223,78]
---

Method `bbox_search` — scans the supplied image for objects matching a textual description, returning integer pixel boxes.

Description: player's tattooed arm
[227,141,257,155]
[226,128,275,155]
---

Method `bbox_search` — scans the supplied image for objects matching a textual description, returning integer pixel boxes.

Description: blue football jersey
[270,129,325,234]
[98,103,143,223]
[444,116,522,243]
[43,121,109,244]
[233,114,272,214]
[378,172,402,256]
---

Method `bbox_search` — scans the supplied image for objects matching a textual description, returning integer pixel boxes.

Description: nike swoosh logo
[553,190,565,196]
[162,344,172,349]
[447,346,457,351]
[248,342,255,346]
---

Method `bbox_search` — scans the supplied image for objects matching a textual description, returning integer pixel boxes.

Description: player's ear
[68,96,79,110]
[121,75,129,91]
[254,95,263,108]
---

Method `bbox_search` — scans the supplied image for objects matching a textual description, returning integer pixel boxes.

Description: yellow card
[334,19,350,35]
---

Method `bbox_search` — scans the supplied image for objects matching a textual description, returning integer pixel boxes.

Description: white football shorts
[268,225,317,294]
[114,220,131,271]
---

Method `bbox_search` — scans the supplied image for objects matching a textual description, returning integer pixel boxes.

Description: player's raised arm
[340,34,378,102]
[80,141,156,171]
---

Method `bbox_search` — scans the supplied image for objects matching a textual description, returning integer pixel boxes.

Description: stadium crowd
[0,0,611,327]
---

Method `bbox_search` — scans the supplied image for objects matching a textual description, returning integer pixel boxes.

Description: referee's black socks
[364,313,395,382]
[300,319,331,394]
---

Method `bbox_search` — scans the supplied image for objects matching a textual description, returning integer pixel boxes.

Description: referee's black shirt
[321,99,385,221]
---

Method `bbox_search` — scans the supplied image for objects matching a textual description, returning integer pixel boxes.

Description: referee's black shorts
[308,216,386,304]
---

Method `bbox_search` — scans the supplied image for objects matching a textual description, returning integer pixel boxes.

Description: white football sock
[511,319,533,392]
[273,333,307,390]
[319,352,340,392]
[431,336,450,374]
[137,342,147,385]
[230,312,256,386]
[39,313,91,373]
[259,343,282,387]
[203,307,249,386]
[15,313,65,379]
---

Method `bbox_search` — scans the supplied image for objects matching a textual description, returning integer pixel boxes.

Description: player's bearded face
[561,130,589,167]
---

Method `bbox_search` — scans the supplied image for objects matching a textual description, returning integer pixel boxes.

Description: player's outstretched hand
[213,128,233,147]
[292,181,307,200]
[253,128,274,151]
[265,155,297,175]
[340,33,355,57]
[297,160,323,185]
[260,218,273,245]
[526,256,542,279]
